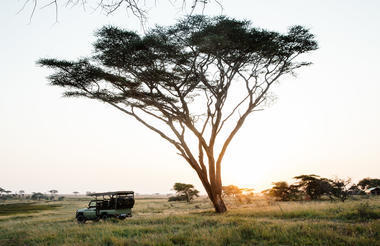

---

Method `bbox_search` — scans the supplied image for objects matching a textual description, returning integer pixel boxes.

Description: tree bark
[210,192,227,213]
[195,165,227,213]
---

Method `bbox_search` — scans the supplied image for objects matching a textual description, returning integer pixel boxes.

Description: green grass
[0,197,379,246]
[0,202,61,216]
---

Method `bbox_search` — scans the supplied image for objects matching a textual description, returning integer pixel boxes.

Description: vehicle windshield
[88,201,97,208]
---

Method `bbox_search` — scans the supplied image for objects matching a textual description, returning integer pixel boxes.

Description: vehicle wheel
[118,216,126,220]
[101,214,108,221]
[76,215,86,224]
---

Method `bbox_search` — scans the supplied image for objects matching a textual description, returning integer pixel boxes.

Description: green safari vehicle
[76,191,135,223]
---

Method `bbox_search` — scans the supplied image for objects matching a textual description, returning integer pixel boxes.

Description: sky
[1,0,379,195]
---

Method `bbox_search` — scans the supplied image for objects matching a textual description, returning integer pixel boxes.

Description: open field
[0,197,379,246]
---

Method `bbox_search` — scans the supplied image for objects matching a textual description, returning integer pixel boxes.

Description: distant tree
[357,178,380,190]
[39,15,317,213]
[171,183,199,202]
[293,175,333,200]
[48,190,58,200]
[4,190,12,195]
[168,195,187,202]
[222,185,254,203]
[49,189,58,195]
[348,184,365,195]
[222,185,242,198]
[262,181,300,201]
[329,178,351,202]
[31,192,48,200]
[240,188,254,196]
[73,191,79,196]
[19,190,25,199]
[0,187,4,196]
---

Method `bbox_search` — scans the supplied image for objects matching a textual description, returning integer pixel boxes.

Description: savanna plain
[1,196,379,246]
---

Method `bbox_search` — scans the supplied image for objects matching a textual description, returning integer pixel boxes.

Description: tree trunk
[196,169,227,213]
[185,191,190,203]
[210,192,227,213]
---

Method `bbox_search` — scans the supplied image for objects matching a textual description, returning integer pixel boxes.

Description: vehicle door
[84,201,97,219]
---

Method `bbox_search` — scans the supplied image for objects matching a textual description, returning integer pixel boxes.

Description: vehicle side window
[89,201,97,208]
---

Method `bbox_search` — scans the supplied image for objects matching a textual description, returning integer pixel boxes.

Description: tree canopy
[222,185,242,197]
[172,182,199,202]
[39,15,317,212]
[262,181,300,201]
[20,0,220,25]
[357,178,380,190]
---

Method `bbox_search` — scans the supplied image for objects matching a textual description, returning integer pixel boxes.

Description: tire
[101,214,108,221]
[76,215,86,224]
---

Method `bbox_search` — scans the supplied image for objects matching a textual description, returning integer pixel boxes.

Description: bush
[168,195,187,202]
[341,202,380,220]
[31,193,49,200]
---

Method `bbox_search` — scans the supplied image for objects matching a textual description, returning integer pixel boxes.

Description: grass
[0,202,61,216]
[0,197,379,245]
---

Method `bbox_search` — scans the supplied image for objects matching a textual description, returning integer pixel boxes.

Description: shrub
[341,201,380,220]
[168,195,187,202]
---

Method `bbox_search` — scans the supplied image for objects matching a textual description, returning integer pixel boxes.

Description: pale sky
[1,0,379,195]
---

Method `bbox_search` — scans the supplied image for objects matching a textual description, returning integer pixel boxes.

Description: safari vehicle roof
[88,191,134,196]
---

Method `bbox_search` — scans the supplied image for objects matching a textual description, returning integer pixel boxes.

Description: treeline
[0,188,64,201]
[262,175,380,202]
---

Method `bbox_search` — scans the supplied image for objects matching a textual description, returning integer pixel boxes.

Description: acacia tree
[357,178,380,190]
[330,177,351,202]
[48,189,58,197]
[19,190,26,199]
[222,185,242,198]
[172,182,199,202]
[19,0,219,24]
[262,181,300,201]
[294,175,333,200]
[39,15,317,213]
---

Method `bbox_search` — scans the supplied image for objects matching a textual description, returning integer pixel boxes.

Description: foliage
[222,185,254,204]
[20,0,218,25]
[293,174,333,200]
[357,178,380,190]
[329,178,352,202]
[263,175,364,202]
[0,189,15,200]
[222,185,242,197]
[348,184,366,195]
[31,192,49,200]
[262,181,300,201]
[39,15,317,212]
[170,183,199,202]
[168,195,187,202]
[340,201,380,221]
